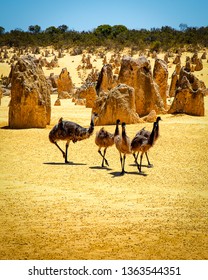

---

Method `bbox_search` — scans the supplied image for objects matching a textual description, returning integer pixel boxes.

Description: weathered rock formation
[48,73,58,89]
[38,57,48,67]
[57,68,73,94]
[58,91,72,99]
[142,110,157,122]
[185,60,191,72]
[169,72,178,98]
[201,52,206,59]
[102,55,107,65]
[54,98,61,106]
[173,54,181,64]
[58,49,64,58]
[48,56,59,69]
[194,58,203,71]
[169,63,181,97]
[152,51,157,59]
[168,67,205,116]
[75,83,97,108]
[118,56,165,116]
[9,56,51,128]
[74,98,86,106]
[96,64,117,95]
[85,55,92,69]
[109,53,121,68]
[93,84,141,125]
[153,59,169,108]
[85,68,99,83]
[178,67,206,92]
[168,76,204,116]
[70,47,82,56]
[191,52,198,64]
[164,53,169,63]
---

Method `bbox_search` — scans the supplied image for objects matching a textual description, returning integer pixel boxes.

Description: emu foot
[138,171,147,176]
[101,159,109,167]
[120,170,128,175]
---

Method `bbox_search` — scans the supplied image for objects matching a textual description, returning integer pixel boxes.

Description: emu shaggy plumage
[131,116,161,173]
[114,122,132,175]
[49,113,96,163]
[95,119,120,167]
[132,116,162,167]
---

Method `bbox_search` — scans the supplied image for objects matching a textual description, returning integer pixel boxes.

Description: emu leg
[65,142,70,163]
[139,153,148,176]
[98,148,109,167]
[145,152,153,168]
[139,153,144,173]
[121,154,127,175]
[55,142,65,158]
[133,153,141,172]
[119,152,123,170]
[103,148,109,166]
[135,151,139,162]
[98,150,103,166]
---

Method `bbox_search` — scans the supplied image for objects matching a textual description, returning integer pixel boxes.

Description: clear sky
[1,0,208,32]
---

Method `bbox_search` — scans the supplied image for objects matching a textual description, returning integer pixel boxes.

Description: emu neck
[114,123,119,137]
[122,128,126,138]
[154,121,159,140]
[148,124,156,146]
[88,115,95,134]
[122,128,128,144]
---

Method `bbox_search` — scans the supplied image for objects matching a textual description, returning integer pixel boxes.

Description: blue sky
[1,0,208,32]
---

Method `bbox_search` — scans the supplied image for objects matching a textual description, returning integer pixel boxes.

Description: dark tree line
[0,24,207,51]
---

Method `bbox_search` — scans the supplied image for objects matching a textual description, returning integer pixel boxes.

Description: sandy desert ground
[0,50,208,260]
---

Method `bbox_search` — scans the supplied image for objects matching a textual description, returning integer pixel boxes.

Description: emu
[95,119,120,167]
[49,113,97,163]
[131,117,161,173]
[133,116,162,166]
[114,122,132,175]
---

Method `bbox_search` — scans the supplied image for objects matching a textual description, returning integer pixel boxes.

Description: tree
[94,24,112,38]
[45,26,59,34]
[58,25,68,33]
[179,23,188,31]
[0,24,208,50]
[111,25,128,38]
[0,26,5,35]
[28,25,41,34]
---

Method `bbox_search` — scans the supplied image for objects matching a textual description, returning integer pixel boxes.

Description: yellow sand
[0,48,208,260]
[0,92,208,259]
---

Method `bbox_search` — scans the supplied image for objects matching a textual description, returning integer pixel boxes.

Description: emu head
[156,116,162,122]
[58,117,63,124]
